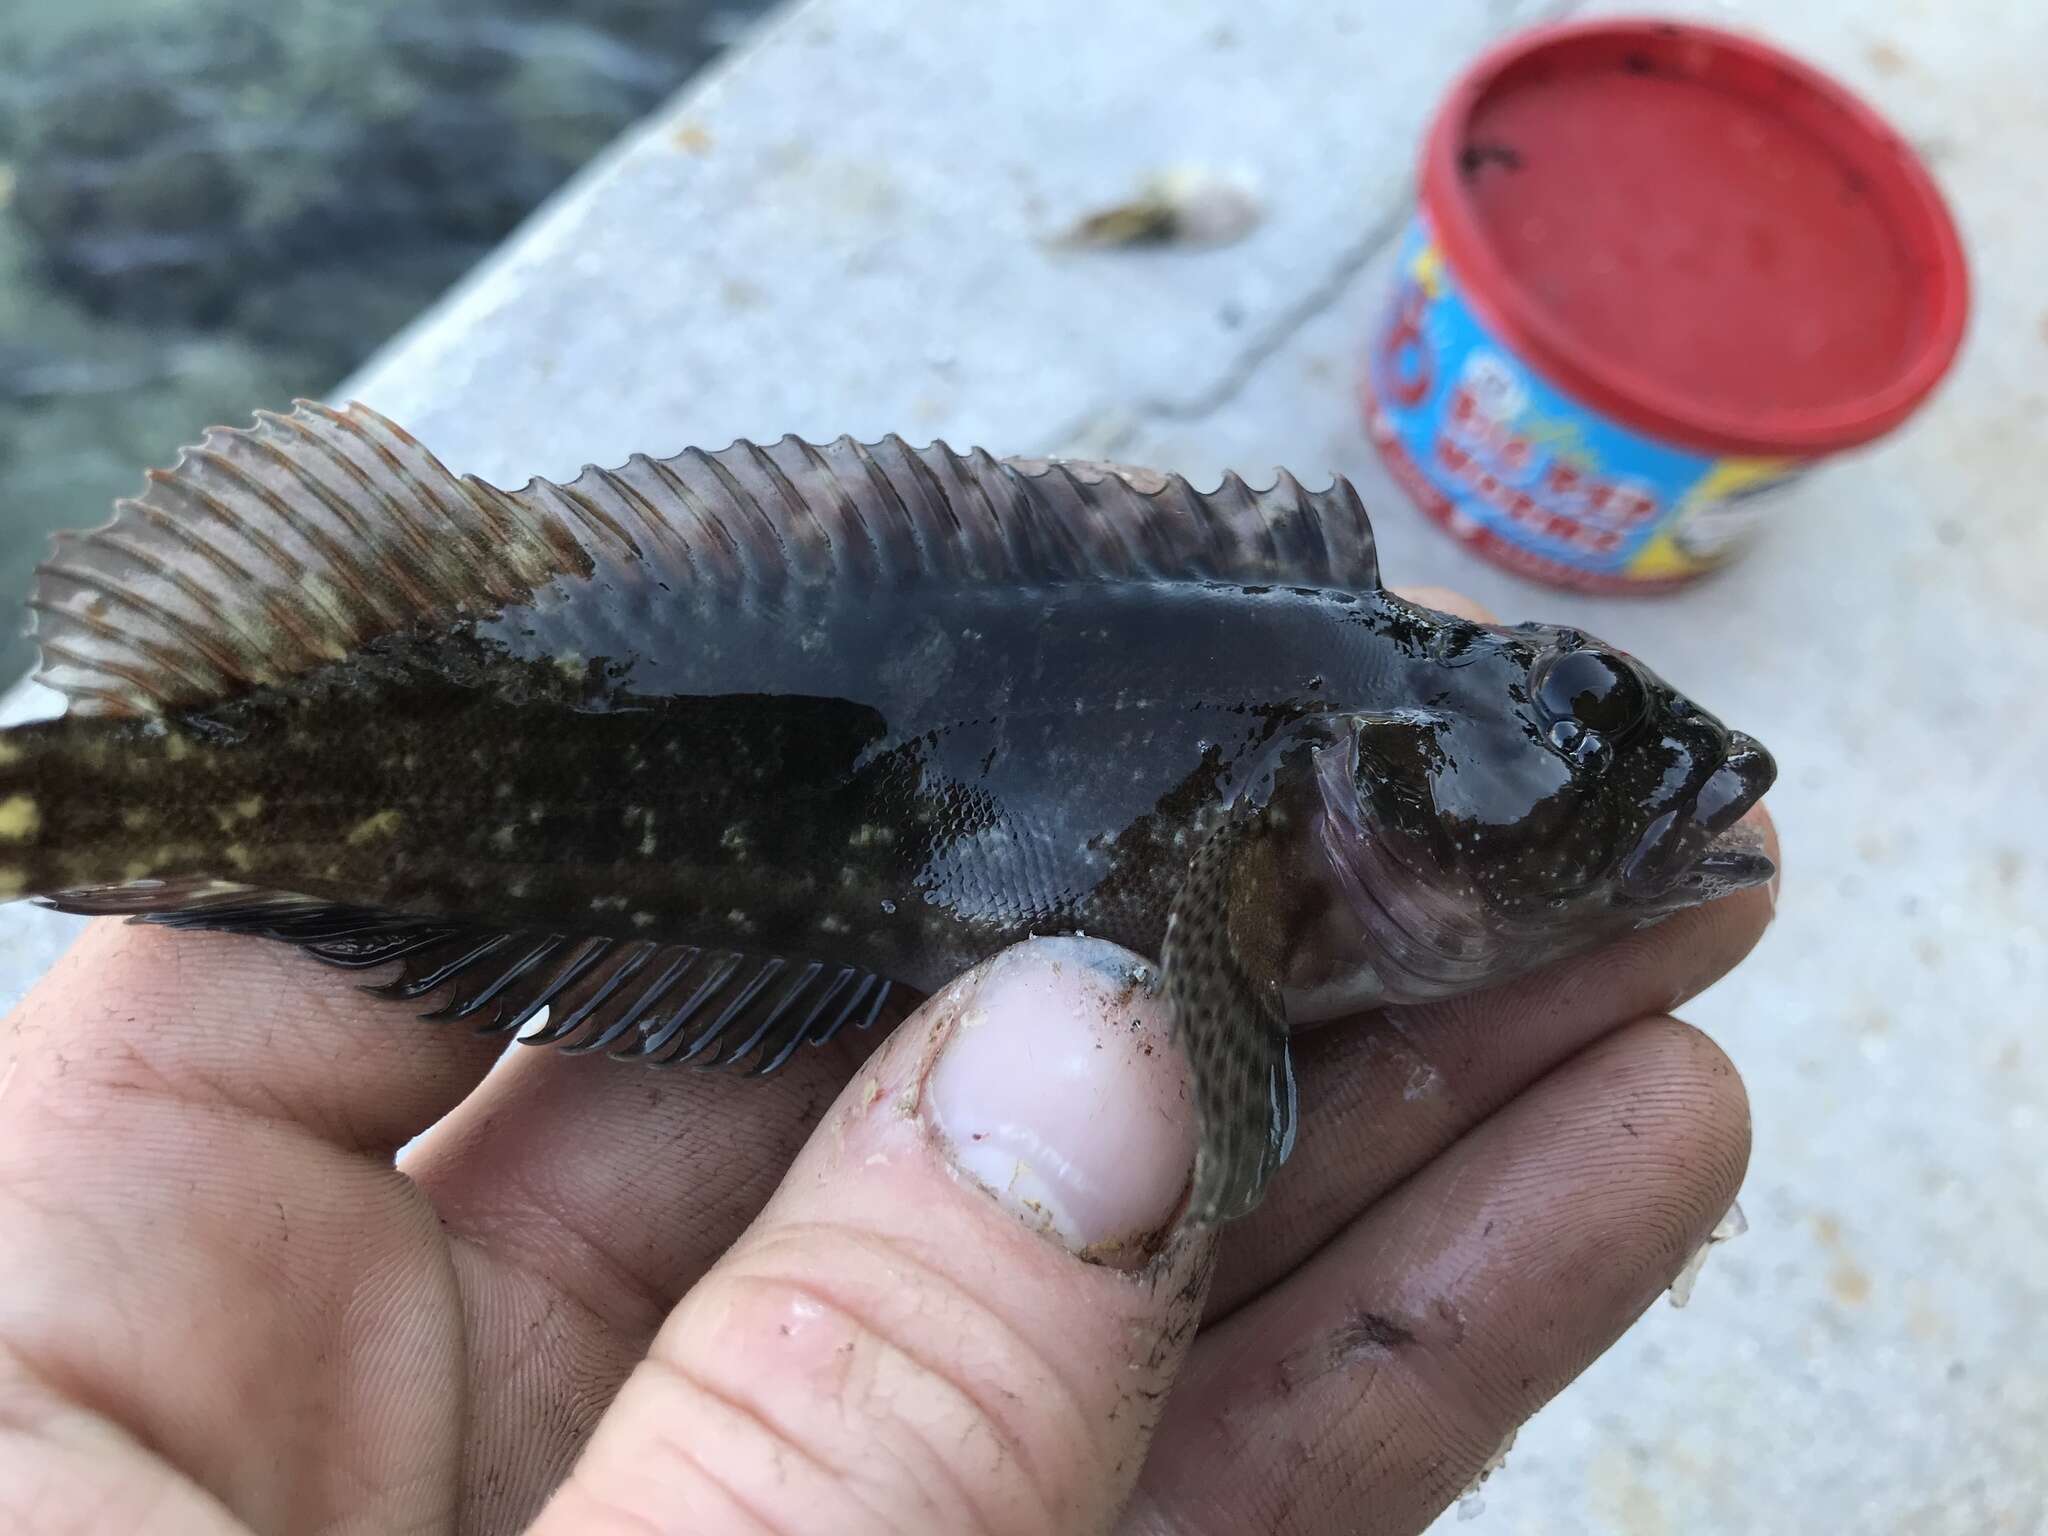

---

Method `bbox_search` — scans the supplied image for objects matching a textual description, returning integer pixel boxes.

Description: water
[0,0,775,684]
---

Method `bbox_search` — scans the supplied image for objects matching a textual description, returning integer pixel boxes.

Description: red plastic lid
[1419,18,1968,457]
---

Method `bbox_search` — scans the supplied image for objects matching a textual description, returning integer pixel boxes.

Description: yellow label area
[1630,455,1802,579]
[1408,241,1447,299]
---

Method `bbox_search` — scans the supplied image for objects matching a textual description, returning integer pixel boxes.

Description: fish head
[1279,617,1775,1020]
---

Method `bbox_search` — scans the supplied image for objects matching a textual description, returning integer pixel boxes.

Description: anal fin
[34,884,904,1074]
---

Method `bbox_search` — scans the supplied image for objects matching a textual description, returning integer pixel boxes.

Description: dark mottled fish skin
[8,582,1392,978]
[0,402,1776,1225]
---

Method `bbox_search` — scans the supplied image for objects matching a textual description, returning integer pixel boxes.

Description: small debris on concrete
[1054,165,1263,249]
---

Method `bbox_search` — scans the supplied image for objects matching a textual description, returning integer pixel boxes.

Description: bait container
[1364,18,1968,591]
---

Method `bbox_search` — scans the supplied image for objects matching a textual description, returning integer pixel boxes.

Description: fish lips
[1620,732,1777,904]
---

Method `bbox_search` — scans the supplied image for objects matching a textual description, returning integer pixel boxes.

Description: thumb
[535,937,1213,1536]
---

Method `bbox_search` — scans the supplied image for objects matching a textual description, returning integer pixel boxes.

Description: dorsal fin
[995,455,1379,592]
[31,401,1381,717]
[511,440,1380,597]
[31,401,603,717]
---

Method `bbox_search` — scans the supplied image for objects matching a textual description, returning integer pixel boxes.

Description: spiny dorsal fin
[31,401,1381,718]
[517,438,1380,597]
[31,401,603,717]
[999,455,1379,592]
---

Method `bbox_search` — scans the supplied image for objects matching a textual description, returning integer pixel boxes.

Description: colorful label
[1366,218,1807,589]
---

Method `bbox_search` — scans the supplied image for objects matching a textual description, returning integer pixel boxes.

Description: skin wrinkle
[1395,1030,1741,1317]
[3,1260,171,1488]
[17,997,222,1132]
[659,1274,1000,1533]
[415,1020,889,1305]
[568,1418,778,1536]
[2,1028,470,1532]
[723,1219,1079,1523]
[631,1431,794,1536]
[429,1118,759,1318]
[445,1158,682,1342]
[1444,1045,1743,1495]
[90,1035,318,1155]
[0,1334,151,1469]
[632,1349,877,1531]
[47,926,492,1157]
[374,1236,468,1536]
[292,1231,459,1531]
[1306,1386,1473,1536]
[4,1105,321,1402]
[20,1435,215,1536]
[448,1254,626,1535]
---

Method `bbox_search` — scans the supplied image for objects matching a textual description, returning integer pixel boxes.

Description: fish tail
[0,713,231,902]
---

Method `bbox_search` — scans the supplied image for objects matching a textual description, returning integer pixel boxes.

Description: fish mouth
[1621,731,1777,903]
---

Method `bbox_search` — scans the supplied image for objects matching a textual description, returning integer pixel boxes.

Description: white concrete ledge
[5,1,2043,1529]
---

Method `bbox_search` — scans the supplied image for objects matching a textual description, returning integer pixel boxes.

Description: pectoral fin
[1163,817,1299,1226]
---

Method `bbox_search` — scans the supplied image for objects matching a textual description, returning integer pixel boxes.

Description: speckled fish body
[0,403,1775,1223]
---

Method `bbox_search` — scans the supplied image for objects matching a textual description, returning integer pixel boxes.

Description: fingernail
[924,938,1196,1265]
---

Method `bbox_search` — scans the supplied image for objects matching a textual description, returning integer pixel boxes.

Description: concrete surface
[4,0,2043,1529]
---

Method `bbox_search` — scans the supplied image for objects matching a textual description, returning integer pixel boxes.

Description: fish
[0,401,1775,1225]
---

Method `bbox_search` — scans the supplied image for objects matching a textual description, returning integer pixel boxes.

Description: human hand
[0,587,1776,1536]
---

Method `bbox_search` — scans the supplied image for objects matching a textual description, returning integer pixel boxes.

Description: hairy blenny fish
[0,402,1774,1223]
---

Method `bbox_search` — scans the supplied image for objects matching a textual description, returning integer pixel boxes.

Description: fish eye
[1547,716,1612,772]
[1533,648,1645,737]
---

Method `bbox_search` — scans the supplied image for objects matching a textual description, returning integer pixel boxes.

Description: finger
[532,938,1211,1536]
[396,1033,884,1529]
[1211,803,1776,1314]
[407,1016,877,1306]
[1128,1016,1751,1536]
[9,919,505,1152]
[0,925,475,1533]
